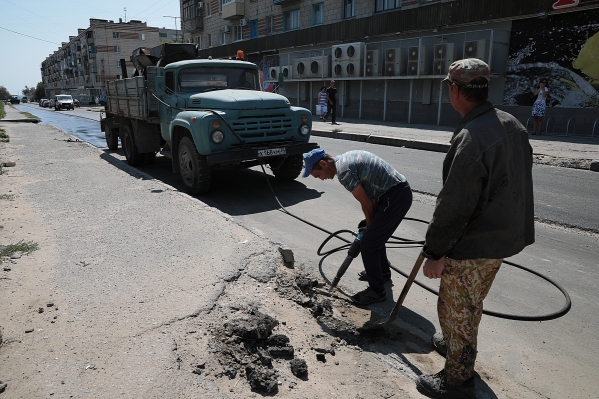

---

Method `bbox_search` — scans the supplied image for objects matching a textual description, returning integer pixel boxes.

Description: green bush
[0,101,5,120]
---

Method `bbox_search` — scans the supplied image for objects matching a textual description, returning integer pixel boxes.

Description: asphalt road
[13,104,599,398]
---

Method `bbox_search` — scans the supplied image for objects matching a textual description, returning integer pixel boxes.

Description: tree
[0,85,9,100]
[34,82,45,101]
[22,85,36,100]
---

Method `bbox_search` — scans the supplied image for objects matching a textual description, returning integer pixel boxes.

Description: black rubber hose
[317,220,571,322]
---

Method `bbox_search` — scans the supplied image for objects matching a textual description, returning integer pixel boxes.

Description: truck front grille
[231,114,293,139]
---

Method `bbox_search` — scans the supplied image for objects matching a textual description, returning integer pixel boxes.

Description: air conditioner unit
[365,50,379,77]
[281,66,290,78]
[333,61,348,78]
[222,25,230,33]
[384,49,405,76]
[293,58,308,79]
[407,46,430,75]
[346,60,360,77]
[197,1,204,8]
[434,43,456,61]
[240,19,248,27]
[308,55,331,78]
[463,40,487,61]
[268,66,280,81]
[433,43,456,75]
[332,42,365,62]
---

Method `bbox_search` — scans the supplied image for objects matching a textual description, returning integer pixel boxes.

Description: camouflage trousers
[438,257,502,385]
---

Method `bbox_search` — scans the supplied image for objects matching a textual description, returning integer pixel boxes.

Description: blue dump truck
[101,43,317,195]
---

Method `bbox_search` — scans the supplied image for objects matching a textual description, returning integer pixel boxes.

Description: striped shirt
[335,150,406,200]
[318,91,327,106]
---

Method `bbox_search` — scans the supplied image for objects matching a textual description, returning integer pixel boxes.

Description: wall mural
[503,8,599,108]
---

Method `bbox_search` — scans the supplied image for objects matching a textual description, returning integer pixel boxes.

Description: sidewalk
[311,117,599,171]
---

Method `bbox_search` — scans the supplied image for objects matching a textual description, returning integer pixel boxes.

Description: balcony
[273,0,299,4]
[222,0,244,20]
[185,17,204,32]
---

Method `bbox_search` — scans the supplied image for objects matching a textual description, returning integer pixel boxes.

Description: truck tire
[178,136,211,195]
[105,128,119,150]
[270,154,303,181]
[122,124,143,166]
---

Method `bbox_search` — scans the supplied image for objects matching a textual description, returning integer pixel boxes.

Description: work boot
[357,270,392,281]
[351,287,386,305]
[416,370,475,399]
[432,331,447,357]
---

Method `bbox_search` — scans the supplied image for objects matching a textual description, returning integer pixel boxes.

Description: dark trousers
[360,182,412,292]
[324,103,336,123]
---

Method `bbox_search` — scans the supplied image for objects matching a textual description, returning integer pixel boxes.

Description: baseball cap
[442,58,490,88]
[302,148,326,178]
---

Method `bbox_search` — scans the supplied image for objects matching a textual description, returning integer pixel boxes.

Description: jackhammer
[328,220,367,293]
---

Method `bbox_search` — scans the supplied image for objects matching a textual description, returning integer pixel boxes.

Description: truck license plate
[258,148,286,157]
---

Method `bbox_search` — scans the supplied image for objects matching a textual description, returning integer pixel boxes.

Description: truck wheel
[179,136,211,195]
[105,128,119,150]
[122,124,143,166]
[270,154,303,181]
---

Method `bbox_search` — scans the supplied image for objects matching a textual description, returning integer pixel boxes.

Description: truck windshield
[57,95,72,101]
[178,67,260,93]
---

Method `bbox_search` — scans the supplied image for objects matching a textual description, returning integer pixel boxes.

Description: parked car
[41,99,50,107]
[73,99,80,108]
[21,97,28,103]
[9,96,20,104]
[97,96,107,106]
[53,94,75,110]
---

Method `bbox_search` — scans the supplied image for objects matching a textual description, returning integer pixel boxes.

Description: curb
[1,119,40,124]
[311,130,450,153]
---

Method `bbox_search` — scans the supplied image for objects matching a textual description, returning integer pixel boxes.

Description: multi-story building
[181,0,599,134]
[40,19,178,105]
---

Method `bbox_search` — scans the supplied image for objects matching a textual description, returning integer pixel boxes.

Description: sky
[0,0,181,96]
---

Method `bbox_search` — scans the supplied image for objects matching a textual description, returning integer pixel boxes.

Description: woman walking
[532,79,550,135]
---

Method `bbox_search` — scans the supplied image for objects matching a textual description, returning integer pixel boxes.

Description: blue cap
[302,148,326,178]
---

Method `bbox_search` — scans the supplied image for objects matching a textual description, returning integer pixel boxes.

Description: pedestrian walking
[531,78,550,135]
[302,149,412,305]
[317,86,327,120]
[417,58,535,399]
[323,80,338,125]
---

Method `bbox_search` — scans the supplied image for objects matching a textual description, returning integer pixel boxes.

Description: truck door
[159,71,176,142]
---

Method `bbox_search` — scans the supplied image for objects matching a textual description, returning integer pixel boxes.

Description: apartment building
[181,0,599,134]
[40,19,177,105]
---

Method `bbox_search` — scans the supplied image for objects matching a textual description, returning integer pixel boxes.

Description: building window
[206,1,212,16]
[343,0,355,18]
[421,0,440,3]
[113,32,120,39]
[222,0,234,4]
[376,0,402,12]
[196,36,202,49]
[312,3,324,26]
[284,9,300,31]
[114,46,120,53]
[234,25,243,42]
[159,32,167,38]
[139,33,145,40]
[265,16,274,34]
[208,33,212,47]
[115,60,121,67]
[221,30,226,45]
[183,1,197,20]
[249,19,258,39]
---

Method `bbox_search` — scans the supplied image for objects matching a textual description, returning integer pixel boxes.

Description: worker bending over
[303,149,412,305]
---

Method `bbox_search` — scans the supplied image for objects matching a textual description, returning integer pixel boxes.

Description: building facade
[40,19,178,104]
[180,0,599,135]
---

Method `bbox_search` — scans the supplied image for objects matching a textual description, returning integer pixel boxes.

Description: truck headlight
[299,124,310,136]
[211,130,224,144]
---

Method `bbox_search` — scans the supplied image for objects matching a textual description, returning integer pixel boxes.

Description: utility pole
[163,16,181,43]
[124,7,127,23]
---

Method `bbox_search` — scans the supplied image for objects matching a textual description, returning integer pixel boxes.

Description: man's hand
[423,256,446,279]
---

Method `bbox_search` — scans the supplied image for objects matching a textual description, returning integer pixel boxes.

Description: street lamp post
[163,16,181,43]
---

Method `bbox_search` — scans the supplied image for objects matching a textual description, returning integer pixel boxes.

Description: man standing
[302,149,412,305]
[323,80,338,125]
[417,59,535,399]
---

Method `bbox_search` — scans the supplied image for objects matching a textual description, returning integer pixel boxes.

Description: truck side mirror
[154,76,165,96]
